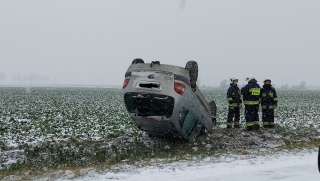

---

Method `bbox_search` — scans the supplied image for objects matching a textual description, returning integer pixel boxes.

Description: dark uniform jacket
[227,83,242,107]
[260,84,278,108]
[241,79,261,105]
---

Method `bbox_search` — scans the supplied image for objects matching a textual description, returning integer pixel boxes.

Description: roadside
[4,148,317,181]
[1,128,319,180]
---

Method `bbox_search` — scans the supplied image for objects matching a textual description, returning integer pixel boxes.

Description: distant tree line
[282,81,307,90]
[0,73,52,84]
[216,79,309,90]
[220,79,228,89]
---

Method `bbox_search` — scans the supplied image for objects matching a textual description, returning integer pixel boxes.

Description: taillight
[123,78,130,89]
[174,81,186,95]
[143,116,155,120]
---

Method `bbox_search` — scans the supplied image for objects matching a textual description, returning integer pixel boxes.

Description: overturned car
[122,59,217,141]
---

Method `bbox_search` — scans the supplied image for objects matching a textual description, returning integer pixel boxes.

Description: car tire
[185,61,198,92]
[132,58,144,64]
[209,100,217,126]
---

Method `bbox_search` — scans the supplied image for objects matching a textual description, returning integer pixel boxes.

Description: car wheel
[209,100,217,125]
[185,61,198,92]
[132,58,144,64]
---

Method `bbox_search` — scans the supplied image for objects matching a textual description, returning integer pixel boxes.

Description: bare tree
[41,75,50,84]
[281,84,289,89]
[292,81,307,89]
[220,79,228,89]
[0,73,5,84]
[23,75,28,84]
[298,81,307,89]
[13,74,22,84]
[28,74,40,84]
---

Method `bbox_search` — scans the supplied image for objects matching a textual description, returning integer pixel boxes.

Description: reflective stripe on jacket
[244,101,260,105]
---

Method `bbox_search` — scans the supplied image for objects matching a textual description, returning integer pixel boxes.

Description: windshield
[124,92,174,117]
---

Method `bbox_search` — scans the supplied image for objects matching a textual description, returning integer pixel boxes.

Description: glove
[261,105,267,110]
[229,104,234,110]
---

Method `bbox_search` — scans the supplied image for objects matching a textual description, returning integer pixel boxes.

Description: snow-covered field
[0,87,320,180]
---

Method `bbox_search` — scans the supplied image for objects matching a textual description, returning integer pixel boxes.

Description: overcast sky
[1,0,319,87]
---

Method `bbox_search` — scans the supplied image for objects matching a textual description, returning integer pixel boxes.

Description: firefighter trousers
[227,107,240,124]
[262,109,274,127]
[244,105,259,125]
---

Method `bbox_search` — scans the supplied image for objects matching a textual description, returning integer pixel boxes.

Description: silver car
[122,59,217,141]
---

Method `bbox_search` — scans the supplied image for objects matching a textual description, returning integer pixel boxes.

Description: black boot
[262,121,269,128]
[226,122,233,129]
[253,124,260,131]
[246,126,253,131]
[269,121,275,128]
[234,123,240,128]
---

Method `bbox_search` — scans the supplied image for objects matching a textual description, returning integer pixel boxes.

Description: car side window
[178,107,198,136]
[178,107,188,127]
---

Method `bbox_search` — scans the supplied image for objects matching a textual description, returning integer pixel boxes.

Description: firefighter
[260,77,278,128]
[226,77,242,128]
[241,75,261,131]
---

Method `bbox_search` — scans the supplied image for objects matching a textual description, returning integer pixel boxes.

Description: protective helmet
[245,75,254,82]
[230,76,239,83]
[264,77,271,83]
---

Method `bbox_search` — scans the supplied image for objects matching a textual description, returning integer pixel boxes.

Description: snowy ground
[1,88,319,180]
[14,149,316,181]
